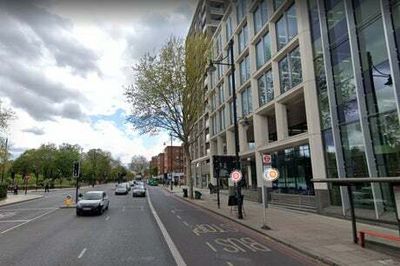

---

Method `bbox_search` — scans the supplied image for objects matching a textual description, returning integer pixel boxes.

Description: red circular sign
[230,170,242,183]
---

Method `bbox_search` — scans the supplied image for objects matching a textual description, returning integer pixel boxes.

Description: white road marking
[78,248,87,259]
[176,215,181,220]
[122,206,126,212]
[226,262,234,266]
[147,191,186,266]
[1,208,58,234]
[206,242,217,253]
[0,220,29,223]
[171,210,176,214]
[1,208,56,211]
[182,221,189,227]
[105,216,110,221]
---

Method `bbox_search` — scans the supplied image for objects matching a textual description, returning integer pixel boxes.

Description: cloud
[22,127,45,136]
[0,0,101,77]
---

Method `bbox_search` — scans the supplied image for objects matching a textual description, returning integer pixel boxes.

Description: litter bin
[195,191,202,200]
[182,188,188,198]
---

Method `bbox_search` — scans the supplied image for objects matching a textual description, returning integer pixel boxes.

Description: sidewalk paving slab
[163,185,400,266]
[0,193,44,207]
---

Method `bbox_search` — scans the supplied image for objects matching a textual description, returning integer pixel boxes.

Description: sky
[0,0,197,165]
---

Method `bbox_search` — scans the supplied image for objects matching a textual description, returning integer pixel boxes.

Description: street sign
[230,170,242,183]
[263,168,280,182]
[262,154,272,165]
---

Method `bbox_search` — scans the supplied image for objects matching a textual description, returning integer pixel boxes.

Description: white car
[76,191,109,215]
[115,184,128,195]
[132,184,146,197]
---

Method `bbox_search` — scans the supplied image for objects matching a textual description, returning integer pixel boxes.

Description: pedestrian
[14,184,18,195]
[45,183,49,193]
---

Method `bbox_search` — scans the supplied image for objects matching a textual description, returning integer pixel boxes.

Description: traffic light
[73,162,80,177]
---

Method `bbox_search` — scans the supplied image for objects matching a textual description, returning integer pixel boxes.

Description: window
[228,74,233,96]
[229,101,234,125]
[258,70,274,106]
[238,24,248,54]
[276,4,298,50]
[273,0,284,10]
[225,16,233,42]
[279,46,302,93]
[236,0,247,24]
[326,0,348,47]
[219,107,226,132]
[256,33,271,69]
[239,56,250,85]
[340,122,369,177]
[331,40,358,124]
[241,87,253,116]
[253,0,268,34]
[218,85,224,105]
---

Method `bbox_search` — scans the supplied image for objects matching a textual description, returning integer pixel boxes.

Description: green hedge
[0,184,7,200]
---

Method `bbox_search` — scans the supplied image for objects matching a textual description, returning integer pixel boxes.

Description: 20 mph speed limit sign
[230,170,242,183]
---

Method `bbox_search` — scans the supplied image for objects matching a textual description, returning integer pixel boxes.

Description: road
[0,184,321,266]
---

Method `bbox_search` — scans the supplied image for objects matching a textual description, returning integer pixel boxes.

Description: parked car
[115,184,128,195]
[76,191,109,216]
[132,184,146,197]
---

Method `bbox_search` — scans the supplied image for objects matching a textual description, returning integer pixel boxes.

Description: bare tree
[125,34,210,198]
[129,155,149,175]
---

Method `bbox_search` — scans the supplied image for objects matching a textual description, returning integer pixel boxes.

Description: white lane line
[147,191,186,266]
[0,220,29,223]
[176,215,182,220]
[105,216,110,221]
[78,248,87,259]
[1,208,58,234]
[226,262,234,266]
[171,210,176,214]
[182,221,189,227]
[206,242,217,253]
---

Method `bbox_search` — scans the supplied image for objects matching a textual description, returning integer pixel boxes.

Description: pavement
[0,183,322,266]
[0,193,44,207]
[163,185,400,266]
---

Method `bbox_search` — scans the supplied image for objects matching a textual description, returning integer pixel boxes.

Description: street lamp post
[208,39,243,219]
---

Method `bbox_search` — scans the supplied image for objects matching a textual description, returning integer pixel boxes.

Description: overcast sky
[0,0,197,164]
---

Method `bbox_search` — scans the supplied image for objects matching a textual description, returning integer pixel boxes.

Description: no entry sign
[230,170,242,183]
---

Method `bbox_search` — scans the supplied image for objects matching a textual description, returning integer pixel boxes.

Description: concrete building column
[275,102,288,141]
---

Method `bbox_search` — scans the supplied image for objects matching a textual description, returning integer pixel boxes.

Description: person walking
[45,183,49,193]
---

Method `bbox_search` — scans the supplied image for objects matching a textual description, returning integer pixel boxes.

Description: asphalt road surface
[0,184,322,266]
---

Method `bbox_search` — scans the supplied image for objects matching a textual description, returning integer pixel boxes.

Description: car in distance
[115,184,129,195]
[132,184,146,197]
[76,191,109,216]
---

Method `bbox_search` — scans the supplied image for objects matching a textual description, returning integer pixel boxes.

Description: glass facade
[238,24,248,54]
[272,144,314,195]
[241,87,253,116]
[256,33,271,69]
[239,56,250,85]
[253,0,268,34]
[279,46,302,93]
[276,4,298,50]
[258,70,274,106]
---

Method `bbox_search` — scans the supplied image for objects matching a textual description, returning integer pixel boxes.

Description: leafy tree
[129,155,148,175]
[125,34,210,198]
[0,99,14,132]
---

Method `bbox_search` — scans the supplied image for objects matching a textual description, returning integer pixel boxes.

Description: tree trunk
[183,142,193,199]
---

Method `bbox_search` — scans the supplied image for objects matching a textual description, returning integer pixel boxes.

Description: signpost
[260,153,279,230]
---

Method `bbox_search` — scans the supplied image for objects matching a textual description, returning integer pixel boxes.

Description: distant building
[156,153,165,178]
[164,146,184,184]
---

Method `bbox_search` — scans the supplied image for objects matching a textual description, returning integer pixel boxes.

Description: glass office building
[187,0,400,222]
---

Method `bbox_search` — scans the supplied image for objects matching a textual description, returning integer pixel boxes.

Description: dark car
[76,191,109,216]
